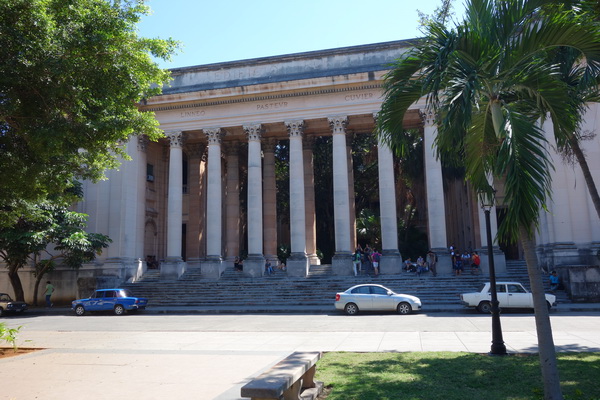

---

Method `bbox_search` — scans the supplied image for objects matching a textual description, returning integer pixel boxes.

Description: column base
[307,253,321,266]
[380,250,402,275]
[201,257,223,279]
[332,252,353,276]
[243,255,266,278]
[287,252,309,277]
[160,259,187,280]
[430,248,452,275]
[477,246,506,275]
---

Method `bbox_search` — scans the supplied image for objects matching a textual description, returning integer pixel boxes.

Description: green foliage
[0,323,21,351]
[0,0,178,225]
[0,193,111,301]
[316,352,600,400]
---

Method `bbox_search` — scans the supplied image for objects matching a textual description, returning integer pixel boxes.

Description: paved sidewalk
[2,308,599,400]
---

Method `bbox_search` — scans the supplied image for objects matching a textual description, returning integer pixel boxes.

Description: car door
[506,284,532,308]
[86,291,103,311]
[100,290,117,311]
[370,286,395,310]
[494,284,509,307]
[349,286,373,310]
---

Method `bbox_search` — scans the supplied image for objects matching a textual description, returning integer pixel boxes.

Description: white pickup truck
[460,282,556,313]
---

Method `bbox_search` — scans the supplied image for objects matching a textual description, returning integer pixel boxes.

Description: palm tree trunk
[568,136,600,220]
[520,225,563,400]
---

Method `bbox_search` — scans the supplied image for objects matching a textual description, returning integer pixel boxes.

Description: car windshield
[477,284,486,292]
[0,294,12,301]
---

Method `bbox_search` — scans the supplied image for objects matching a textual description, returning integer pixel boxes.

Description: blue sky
[138,0,464,69]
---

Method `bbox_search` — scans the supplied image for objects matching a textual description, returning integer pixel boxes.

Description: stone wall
[556,265,600,302]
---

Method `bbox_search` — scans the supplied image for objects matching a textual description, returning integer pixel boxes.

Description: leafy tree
[377,1,600,399]
[0,200,111,302]
[0,0,177,226]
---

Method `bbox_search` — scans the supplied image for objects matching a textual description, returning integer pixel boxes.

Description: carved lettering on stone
[285,120,304,139]
[244,124,263,142]
[344,92,374,101]
[328,116,348,134]
[204,128,223,145]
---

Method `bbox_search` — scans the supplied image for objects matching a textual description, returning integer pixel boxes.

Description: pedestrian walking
[45,281,54,307]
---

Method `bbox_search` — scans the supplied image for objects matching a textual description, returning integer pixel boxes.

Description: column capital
[204,128,223,145]
[137,135,148,152]
[420,109,436,127]
[328,116,348,134]
[244,123,263,142]
[166,131,184,148]
[285,120,305,138]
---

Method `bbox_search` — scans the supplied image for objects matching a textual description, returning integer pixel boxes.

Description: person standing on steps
[371,249,381,276]
[427,250,438,277]
[45,281,54,308]
[352,248,362,276]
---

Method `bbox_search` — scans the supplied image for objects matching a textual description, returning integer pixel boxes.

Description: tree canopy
[0,0,177,226]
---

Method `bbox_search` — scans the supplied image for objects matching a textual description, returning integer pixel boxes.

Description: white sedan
[334,284,422,315]
[460,282,556,313]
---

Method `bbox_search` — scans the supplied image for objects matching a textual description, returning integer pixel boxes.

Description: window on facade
[146,163,155,182]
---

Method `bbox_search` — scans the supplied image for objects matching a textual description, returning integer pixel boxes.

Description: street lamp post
[482,201,507,356]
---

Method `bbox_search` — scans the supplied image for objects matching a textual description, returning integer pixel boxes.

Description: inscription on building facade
[345,92,374,101]
[257,101,288,110]
[180,110,206,118]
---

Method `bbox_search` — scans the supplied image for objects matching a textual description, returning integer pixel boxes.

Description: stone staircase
[122,259,569,309]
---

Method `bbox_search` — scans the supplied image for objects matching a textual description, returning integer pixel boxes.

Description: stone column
[262,139,278,263]
[224,143,241,262]
[243,124,265,277]
[162,131,186,279]
[347,134,357,250]
[303,136,319,265]
[202,128,224,278]
[286,120,309,277]
[328,116,353,275]
[185,143,205,270]
[422,111,451,274]
[376,127,402,274]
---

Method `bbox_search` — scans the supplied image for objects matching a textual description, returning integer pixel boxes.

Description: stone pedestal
[201,259,223,279]
[332,252,353,276]
[477,247,506,275]
[431,250,452,275]
[287,253,309,277]
[244,256,266,278]
[160,260,186,280]
[379,250,402,275]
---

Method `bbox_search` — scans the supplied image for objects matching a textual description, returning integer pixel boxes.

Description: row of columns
[159,112,501,278]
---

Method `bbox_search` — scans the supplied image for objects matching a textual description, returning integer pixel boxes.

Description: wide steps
[123,260,569,308]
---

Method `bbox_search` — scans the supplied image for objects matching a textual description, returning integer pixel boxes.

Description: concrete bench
[240,351,323,400]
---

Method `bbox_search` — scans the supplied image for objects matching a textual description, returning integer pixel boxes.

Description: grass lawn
[315,352,600,400]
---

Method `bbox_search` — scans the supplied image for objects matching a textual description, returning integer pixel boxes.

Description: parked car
[460,282,556,313]
[334,284,421,315]
[72,289,148,316]
[0,293,28,317]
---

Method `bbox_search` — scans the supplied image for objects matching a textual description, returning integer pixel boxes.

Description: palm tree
[377,1,600,399]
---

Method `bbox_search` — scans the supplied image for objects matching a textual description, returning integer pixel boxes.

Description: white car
[334,284,422,315]
[460,282,556,313]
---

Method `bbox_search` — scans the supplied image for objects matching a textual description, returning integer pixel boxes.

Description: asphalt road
[2,311,600,400]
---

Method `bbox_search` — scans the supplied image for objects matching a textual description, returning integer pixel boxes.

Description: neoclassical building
[4,40,598,300]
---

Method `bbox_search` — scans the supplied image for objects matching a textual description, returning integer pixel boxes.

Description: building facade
[3,40,599,302]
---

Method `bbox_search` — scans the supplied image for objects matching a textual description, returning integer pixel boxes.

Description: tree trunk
[520,225,563,400]
[569,136,600,220]
[7,265,25,302]
[33,274,44,307]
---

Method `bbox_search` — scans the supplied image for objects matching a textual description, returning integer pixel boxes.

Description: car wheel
[397,302,412,315]
[74,305,85,316]
[477,301,492,314]
[114,304,125,315]
[344,303,359,315]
